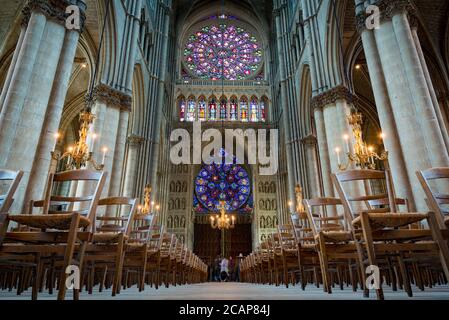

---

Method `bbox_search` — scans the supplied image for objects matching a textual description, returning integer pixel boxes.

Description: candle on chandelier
[335,147,341,165]
[368,146,375,164]
[67,146,74,164]
[343,134,350,153]
[380,132,388,152]
[101,147,108,165]
[53,132,60,151]
[288,200,293,212]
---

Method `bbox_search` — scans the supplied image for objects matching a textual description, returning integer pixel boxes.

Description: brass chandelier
[137,184,159,215]
[210,200,236,230]
[335,111,388,171]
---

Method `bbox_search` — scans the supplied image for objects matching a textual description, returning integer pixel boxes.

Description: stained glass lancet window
[230,96,238,121]
[183,23,263,80]
[187,96,196,121]
[198,96,206,121]
[240,96,248,122]
[179,96,186,122]
[250,96,258,122]
[193,151,253,213]
[220,96,227,120]
[260,96,267,122]
[209,96,217,120]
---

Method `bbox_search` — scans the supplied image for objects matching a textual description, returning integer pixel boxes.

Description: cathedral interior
[1,0,449,301]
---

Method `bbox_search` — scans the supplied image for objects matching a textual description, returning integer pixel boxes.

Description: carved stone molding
[311,85,353,110]
[301,134,317,146]
[127,134,145,147]
[88,83,132,112]
[356,0,416,33]
[22,0,87,31]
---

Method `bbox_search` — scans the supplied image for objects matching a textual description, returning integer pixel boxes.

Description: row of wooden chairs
[0,169,207,300]
[241,168,449,299]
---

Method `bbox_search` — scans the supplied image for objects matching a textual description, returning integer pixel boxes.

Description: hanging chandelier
[51,110,105,170]
[210,200,236,230]
[137,184,159,215]
[335,111,388,171]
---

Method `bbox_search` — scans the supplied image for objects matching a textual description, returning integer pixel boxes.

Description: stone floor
[1,282,449,300]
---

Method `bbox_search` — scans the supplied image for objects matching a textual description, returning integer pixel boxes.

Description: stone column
[367,0,449,209]
[0,1,86,213]
[0,26,26,111]
[0,12,48,161]
[149,4,170,197]
[108,110,130,198]
[25,28,82,209]
[313,86,364,214]
[88,84,132,199]
[123,134,144,197]
[301,134,322,199]
[313,106,334,199]
[356,8,415,209]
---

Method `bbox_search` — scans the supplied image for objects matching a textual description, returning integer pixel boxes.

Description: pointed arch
[219,95,227,120]
[240,95,248,122]
[178,95,186,122]
[250,95,259,122]
[187,95,196,121]
[229,95,238,121]
[198,95,207,121]
[208,95,217,120]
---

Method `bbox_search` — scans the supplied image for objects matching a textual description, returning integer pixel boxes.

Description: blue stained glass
[193,153,253,213]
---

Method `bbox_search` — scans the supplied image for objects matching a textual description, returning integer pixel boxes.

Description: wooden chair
[303,197,365,294]
[82,197,136,296]
[0,170,23,214]
[417,168,449,229]
[0,169,106,300]
[332,169,449,300]
[0,170,23,248]
[121,213,160,290]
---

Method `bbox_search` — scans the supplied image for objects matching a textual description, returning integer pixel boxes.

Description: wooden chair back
[30,170,106,231]
[331,169,397,230]
[95,197,137,235]
[129,213,159,244]
[290,211,314,245]
[0,170,23,213]
[417,167,449,228]
[303,198,346,237]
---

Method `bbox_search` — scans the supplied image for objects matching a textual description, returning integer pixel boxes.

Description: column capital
[87,83,132,112]
[22,0,87,32]
[356,0,416,33]
[311,85,354,110]
[127,134,145,147]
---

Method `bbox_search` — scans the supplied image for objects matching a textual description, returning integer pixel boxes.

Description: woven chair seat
[352,212,428,230]
[9,214,90,230]
[318,231,352,243]
[92,233,128,244]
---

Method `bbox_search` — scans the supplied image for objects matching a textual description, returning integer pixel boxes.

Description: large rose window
[183,24,263,81]
[193,162,253,213]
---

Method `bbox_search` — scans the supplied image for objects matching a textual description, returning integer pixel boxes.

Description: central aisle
[1,283,449,300]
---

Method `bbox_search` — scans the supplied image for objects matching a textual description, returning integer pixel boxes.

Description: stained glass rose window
[183,24,263,81]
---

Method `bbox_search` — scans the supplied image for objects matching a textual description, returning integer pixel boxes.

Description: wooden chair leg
[318,234,332,294]
[360,212,384,300]
[57,213,80,300]
[427,212,449,282]
[396,255,412,297]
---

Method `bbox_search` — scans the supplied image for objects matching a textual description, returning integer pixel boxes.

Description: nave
[1,282,448,300]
